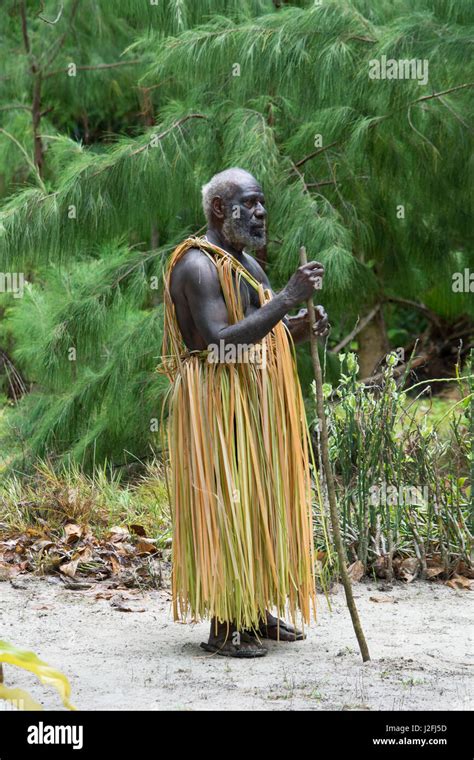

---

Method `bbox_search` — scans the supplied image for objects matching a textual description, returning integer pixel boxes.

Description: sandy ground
[0,576,472,711]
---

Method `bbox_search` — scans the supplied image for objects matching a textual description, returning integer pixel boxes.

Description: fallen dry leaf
[74,545,93,562]
[348,560,365,582]
[129,524,147,537]
[373,556,389,578]
[426,565,444,579]
[0,562,19,581]
[64,523,83,543]
[427,554,443,567]
[397,557,420,583]
[453,560,474,579]
[369,594,395,604]
[59,558,79,578]
[110,594,146,613]
[1,539,20,550]
[445,575,473,590]
[109,555,121,575]
[112,542,135,557]
[108,527,130,543]
[136,538,157,555]
[25,527,43,537]
[94,590,118,600]
[1,550,17,562]
[31,539,54,552]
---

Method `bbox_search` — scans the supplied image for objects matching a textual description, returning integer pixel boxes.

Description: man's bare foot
[247,611,306,641]
[200,619,268,658]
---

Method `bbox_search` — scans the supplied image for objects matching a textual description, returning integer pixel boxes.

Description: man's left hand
[289,306,330,339]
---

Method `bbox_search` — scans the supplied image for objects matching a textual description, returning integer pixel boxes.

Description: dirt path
[0,577,472,711]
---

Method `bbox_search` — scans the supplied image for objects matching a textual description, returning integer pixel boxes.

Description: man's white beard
[222,216,267,250]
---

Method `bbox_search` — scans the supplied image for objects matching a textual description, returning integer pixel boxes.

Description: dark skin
[170,175,330,657]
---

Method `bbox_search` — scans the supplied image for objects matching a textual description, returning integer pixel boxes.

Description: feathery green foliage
[0,0,472,470]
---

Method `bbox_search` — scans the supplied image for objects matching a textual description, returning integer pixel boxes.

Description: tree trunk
[357,307,389,379]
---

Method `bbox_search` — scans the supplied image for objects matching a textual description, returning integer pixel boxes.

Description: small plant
[311,350,473,580]
[0,641,75,710]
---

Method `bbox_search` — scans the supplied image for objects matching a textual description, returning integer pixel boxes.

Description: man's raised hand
[282,261,325,308]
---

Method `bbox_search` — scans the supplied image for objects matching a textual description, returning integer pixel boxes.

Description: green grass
[0,459,171,545]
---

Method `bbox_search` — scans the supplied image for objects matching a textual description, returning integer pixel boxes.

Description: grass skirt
[157,237,317,630]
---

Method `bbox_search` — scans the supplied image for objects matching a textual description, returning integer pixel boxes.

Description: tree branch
[289,160,310,194]
[0,349,28,402]
[331,304,381,354]
[294,141,338,168]
[307,175,369,188]
[0,128,46,191]
[37,2,64,25]
[19,1,46,175]
[383,295,442,328]
[360,354,429,386]
[44,59,141,79]
[0,104,31,112]
[294,83,473,167]
[129,114,208,156]
[19,1,32,56]
[368,82,474,131]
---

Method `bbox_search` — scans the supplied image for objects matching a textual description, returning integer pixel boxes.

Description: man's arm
[183,250,324,348]
[245,255,330,343]
[242,254,291,327]
[183,252,293,347]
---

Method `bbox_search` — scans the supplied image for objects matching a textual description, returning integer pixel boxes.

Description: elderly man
[158,167,329,657]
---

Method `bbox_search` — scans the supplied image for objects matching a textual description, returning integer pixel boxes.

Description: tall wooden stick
[300,246,370,662]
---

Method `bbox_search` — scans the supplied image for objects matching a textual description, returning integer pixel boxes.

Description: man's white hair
[201,167,257,223]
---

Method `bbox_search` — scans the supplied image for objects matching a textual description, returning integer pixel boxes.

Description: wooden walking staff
[300,246,371,663]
